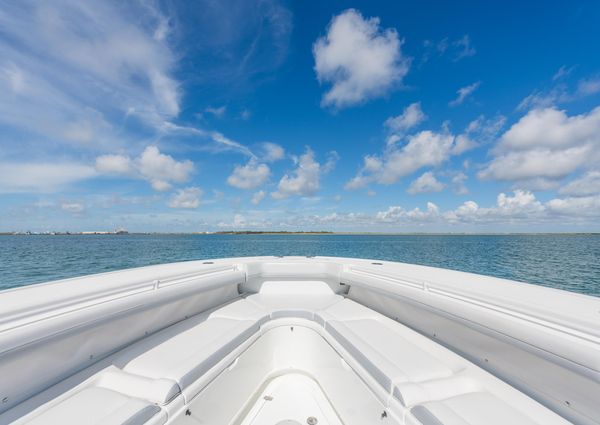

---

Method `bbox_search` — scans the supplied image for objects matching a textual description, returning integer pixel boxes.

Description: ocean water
[0,234,599,296]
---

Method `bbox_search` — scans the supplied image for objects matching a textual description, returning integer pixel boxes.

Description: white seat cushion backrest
[410,392,542,425]
[118,317,259,390]
[24,387,162,425]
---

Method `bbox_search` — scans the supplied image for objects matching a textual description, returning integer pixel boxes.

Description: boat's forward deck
[7,290,573,425]
[1,257,598,425]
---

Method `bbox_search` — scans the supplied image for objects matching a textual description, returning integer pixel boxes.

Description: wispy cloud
[0,162,96,193]
[453,35,476,61]
[204,105,227,118]
[421,35,476,64]
[0,0,180,151]
[171,0,292,89]
[0,0,259,195]
[449,81,481,106]
[518,72,600,111]
[384,102,427,144]
[552,65,576,81]
[159,122,255,157]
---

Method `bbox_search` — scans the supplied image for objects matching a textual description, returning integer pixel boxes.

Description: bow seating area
[1,257,597,425]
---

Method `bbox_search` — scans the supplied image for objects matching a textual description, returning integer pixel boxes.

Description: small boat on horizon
[0,256,597,425]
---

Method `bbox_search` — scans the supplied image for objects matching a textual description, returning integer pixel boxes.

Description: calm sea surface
[1,234,599,296]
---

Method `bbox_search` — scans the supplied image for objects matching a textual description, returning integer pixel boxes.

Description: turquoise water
[1,234,599,296]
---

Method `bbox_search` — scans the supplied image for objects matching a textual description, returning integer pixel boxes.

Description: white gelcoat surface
[0,256,597,425]
[239,374,343,425]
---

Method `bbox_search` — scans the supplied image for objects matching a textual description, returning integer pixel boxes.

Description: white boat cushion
[409,392,540,425]
[116,317,259,391]
[95,367,181,405]
[392,373,481,407]
[208,299,269,322]
[24,387,163,425]
[317,298,381,322]
[246,293,343,320]
[326,319,454,392]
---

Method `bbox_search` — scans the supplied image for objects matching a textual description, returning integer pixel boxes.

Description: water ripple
[0,234,598,297]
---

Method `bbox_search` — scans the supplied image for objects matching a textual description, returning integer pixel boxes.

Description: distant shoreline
[1,231,599,236]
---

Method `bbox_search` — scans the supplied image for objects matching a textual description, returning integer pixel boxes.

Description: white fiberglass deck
[0,256,598,425]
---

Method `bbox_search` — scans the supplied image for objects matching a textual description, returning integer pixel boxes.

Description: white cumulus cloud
[559,171,600,197]
[167,187,203,209]
[479,107,600,185]
[137,146,194,192]
[347,113,504,190]
[251,190,266,205]
[260,142,285,162]
[95,146,194,192]
[376,202,440,223]
[272,149,324,199]
[227,161,270,190]
[95,154,133,175]
[346,129,457,189]
[407,171,445,194]
[445,190,546,224]
[384,102,426,141]
[217,214,248,228]
[313,9,410,108]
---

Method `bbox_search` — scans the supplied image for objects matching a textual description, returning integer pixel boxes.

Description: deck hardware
[89,354,93,360]
[185,409,192,416]
[381,411,387,419]
[290,326,294,332]
[371,262,383,265]
[203,261,214,264]
[565,401,571,406]
[484,358,489,362]
[263,395,273,401]
[307,417,318,424]
[2,397,7,403]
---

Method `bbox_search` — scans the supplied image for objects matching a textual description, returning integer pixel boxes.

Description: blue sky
[1,0,600,232]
